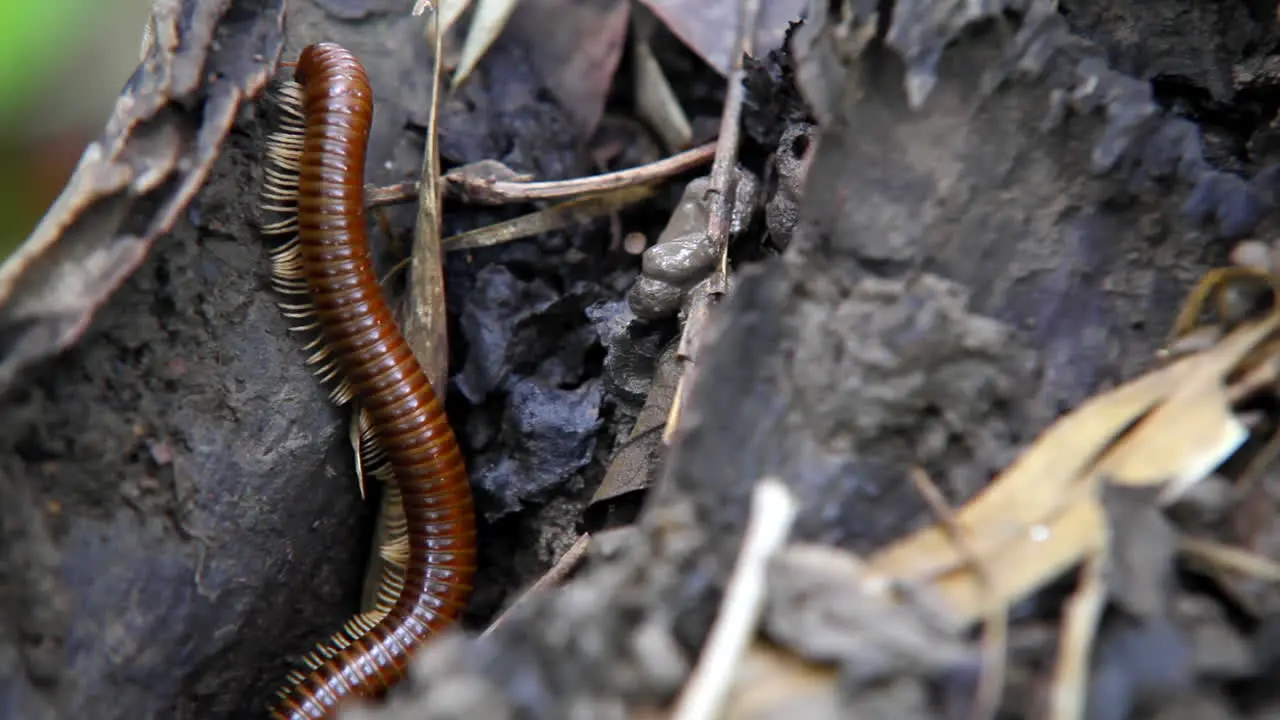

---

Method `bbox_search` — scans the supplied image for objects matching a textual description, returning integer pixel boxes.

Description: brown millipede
[260,47,411,681]
[258,41,477,719]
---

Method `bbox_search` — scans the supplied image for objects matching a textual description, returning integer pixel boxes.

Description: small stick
[443,184,656,251]
[1048,550,1107,720]
[366,180,419,208]
[909,467,1007,720]
[705,0,760,297]
[670,478,798,720]
[662,282,709,445]
[1227,344,1280,403]
[481,532,592,638]
[1178,534,1280,581]
[661,375,685,445]
[364,142,716,208]
[663,0,760,441]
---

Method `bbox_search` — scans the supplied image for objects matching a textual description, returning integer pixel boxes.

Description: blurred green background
[0,0,155,263]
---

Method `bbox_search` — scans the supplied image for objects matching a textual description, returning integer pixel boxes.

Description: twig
[663,282,709,445]
[662,0,760,443]
[1227,343,1280,403]
[631,7,694,150]
[908,467,1006,720]
[363,142,717,208]
[661,376,684,445]
[1179,534,1280,581]
[482,533,592,638]
[443,184,656,251]
[705,0,760,298]
[365,180,418,208]
[670,478,798,720]
[1048,550,1107,720]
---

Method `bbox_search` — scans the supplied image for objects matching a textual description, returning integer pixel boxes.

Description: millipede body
[259,41,477,720]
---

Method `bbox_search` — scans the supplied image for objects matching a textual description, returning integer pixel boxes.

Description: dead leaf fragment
[720,642,843,720]
[869,315,1280,629]
[590,343,680,512]
[638,0,807,76]
[503,0,631,137]
[632,7,693,150]
[451,0,521,88]
[0,0,286,396]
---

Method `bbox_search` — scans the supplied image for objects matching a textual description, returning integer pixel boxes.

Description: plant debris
[0,0,286,394]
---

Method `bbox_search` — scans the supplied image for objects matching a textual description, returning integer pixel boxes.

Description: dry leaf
[451,0,521,87]
[589,343,680,513]
[898,492,1108,631]
[1099,381,1248,504]
[504,0,630,137]
[0,0,285,395]
[637,0,807,76]
[434,0,476,34]
[720,642,844,720]
[869,356,1190,587]
[869,316,1280,628]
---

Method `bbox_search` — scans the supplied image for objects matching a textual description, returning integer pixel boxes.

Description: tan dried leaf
[869,316,1280,628]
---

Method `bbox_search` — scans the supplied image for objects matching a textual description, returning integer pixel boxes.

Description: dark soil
[6,0,1280,719]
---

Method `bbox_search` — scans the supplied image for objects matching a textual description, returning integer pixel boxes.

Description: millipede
[258,41,477,719]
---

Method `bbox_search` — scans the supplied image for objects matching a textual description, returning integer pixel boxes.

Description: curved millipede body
[259,41,477,719]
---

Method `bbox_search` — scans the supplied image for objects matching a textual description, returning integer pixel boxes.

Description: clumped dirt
[8,0,1280,718]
